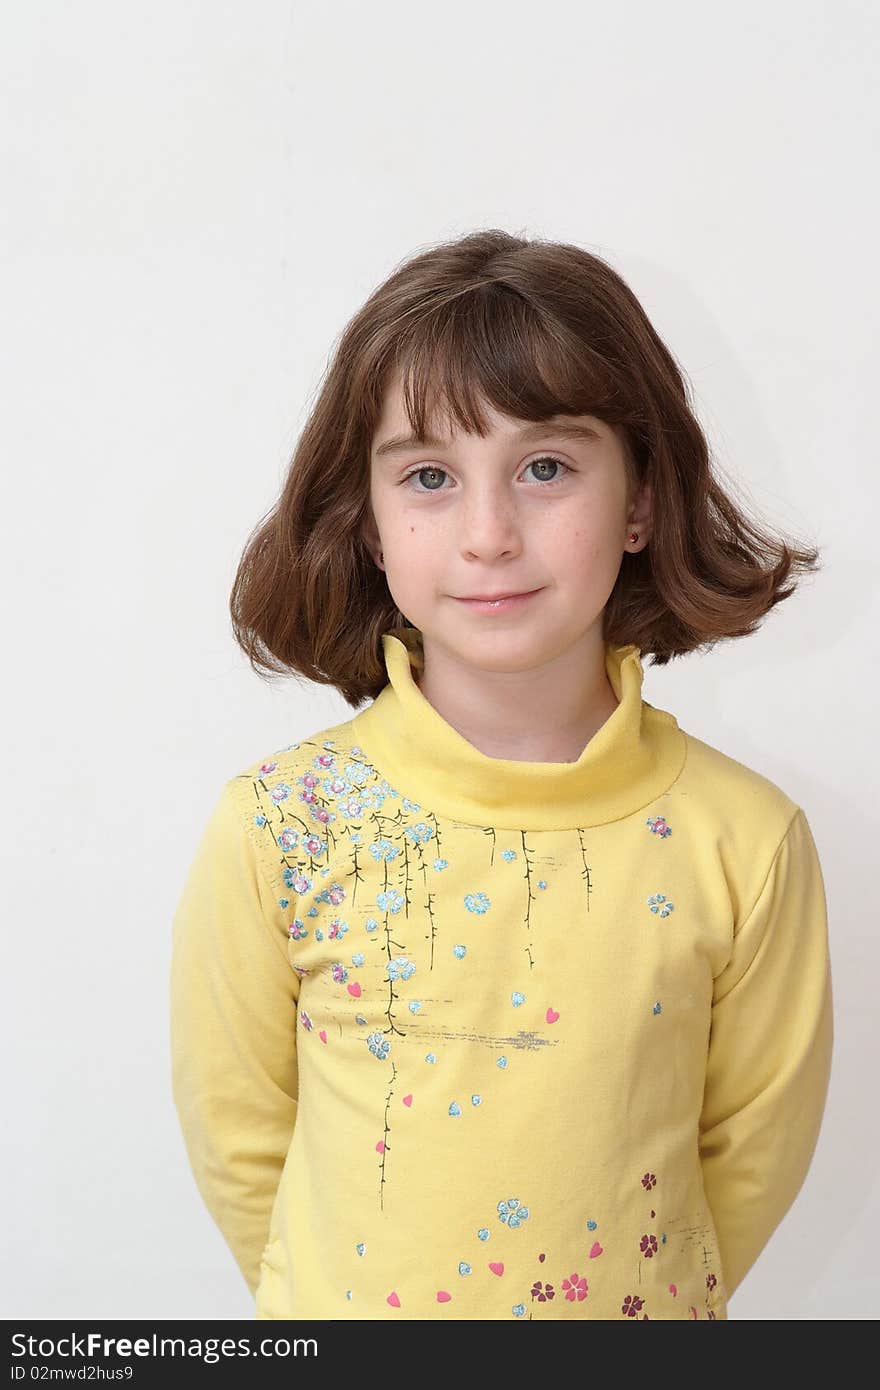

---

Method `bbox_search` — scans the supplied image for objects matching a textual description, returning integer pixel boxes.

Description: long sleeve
[698,806,834,1300]
[170,778,300,1298]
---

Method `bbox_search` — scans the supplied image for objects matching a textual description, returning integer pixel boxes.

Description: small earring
[629,532,639,544]
[379,551,384,564]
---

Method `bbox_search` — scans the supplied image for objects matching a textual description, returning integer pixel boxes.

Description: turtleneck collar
[350,626,687,830]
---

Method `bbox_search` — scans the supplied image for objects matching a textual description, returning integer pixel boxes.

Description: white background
[2,0,876,1321]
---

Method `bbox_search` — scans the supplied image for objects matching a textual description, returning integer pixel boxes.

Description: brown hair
[230,228,821,708]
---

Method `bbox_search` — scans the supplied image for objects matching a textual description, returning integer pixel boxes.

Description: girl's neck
[414,631,620,765]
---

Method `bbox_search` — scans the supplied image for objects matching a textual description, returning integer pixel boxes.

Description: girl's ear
[628,477,654,547]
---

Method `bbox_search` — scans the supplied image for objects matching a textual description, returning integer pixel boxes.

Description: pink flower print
[561,1272,587,1302]
[331,962,349,984]
[311,805,331,824]
[326,776,347,794]
[299,1010,313,1031]
[270,782,293,804]
[302,773,319,788]
[530,1281,555,1302]
[288,920,309,941]
[640,1234,658,1258]
[259,761,278,777]
[278,827,300,852]
[303,833,324,855]
[289,871,311,896]
[622,1293,645,1317]
[327,884,346,906]
[706,1272,717,1291]
[328,918,349,940]
[315,753,335,769]
[641,1172,657,1190]
[646,815,672,838]
[300,787,317,804]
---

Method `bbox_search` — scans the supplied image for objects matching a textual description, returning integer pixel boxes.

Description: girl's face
[362,374,653,673]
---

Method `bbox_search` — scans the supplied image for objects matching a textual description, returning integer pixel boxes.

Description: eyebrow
[373,419,604,461]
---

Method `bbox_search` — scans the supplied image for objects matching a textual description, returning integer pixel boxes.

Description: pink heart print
[347,981,362,997]
[387,1291,400,1307]
[589,1241,603,1257]
[403,1094,413,1107]
[488,1261,504,1276]
[546,1007,560,1023]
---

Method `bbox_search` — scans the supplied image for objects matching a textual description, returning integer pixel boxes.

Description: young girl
[170,229,834,1321]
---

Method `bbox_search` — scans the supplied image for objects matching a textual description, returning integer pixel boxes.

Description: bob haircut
[230,228,821,708]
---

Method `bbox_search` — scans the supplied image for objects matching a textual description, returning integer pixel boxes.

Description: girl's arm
[169,779,300,1298]
[699,806,834,1300]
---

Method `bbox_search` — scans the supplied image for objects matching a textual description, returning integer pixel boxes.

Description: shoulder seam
[222,774,295,971]
[729,803,803,945]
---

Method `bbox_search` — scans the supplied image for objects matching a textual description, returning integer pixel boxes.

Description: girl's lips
[453,588,544,612]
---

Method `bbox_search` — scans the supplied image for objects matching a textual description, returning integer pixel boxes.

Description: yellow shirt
[170,627,833,1320]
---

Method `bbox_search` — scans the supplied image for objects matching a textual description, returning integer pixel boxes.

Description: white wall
[2,0,875,1320]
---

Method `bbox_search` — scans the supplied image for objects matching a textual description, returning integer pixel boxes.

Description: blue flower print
[337,795,368,820]
[537,879,547,890]
[367,1031,390,1060]
[471,1095,481,1106]
[402,797,422,813]
[364,917,379,933]
[351,952,365,967]
[496,1056,508,1069]
[477,1228,490,1241]
[647,892,675,918]
[449,1101,462,1116]
[404,821,435,845]
[269,782,293,804]
[512,1304,527,1317]
[315,882,346,907]
[653,1000,662,1015]
[369,836,400,863]
[277,826,299,851]
[376,888,405,914]
[331,962,349,984]
[342,758,373,788]
[453,944,466,959]
[459,1262,472,1275]
[282,866,312,896]
[408,1000,422,1013]
[464,892,491,914]
[511,991,525,1007]
[254,813,267,828]
[288,920,309,941]
[358,782,391,812]
[386,955,416,982]
[501,849,517,862]
[497,1198,530,1229]
[433,858,449,871]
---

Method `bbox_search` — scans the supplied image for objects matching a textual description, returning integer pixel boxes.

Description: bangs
[383,283,634,443]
